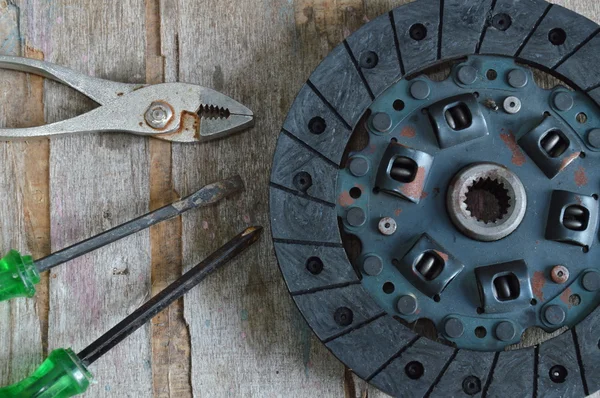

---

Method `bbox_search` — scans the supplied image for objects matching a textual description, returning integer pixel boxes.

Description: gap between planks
[19,45,51,359]
[145,0,193,397]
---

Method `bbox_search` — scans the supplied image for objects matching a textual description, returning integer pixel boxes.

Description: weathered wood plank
[146,0,193,396]
[171,0,372,396]
[2,0,600,397]
[0,0,45,387]
[24,1,153,397]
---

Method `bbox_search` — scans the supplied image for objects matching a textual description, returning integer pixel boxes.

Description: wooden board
[0,0,599,397]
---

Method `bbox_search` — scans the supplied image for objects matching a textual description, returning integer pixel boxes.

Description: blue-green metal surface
[337,55,600,351]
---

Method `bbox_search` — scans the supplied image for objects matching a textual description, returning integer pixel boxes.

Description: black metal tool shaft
[77,226,263,366]
[34,176,244,272]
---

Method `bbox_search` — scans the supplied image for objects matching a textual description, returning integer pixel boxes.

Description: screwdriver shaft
[34,176,244,272]
[77,226,262,367]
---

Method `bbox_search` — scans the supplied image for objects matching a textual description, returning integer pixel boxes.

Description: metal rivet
[308,116,327,134]
[507,69,528,88]
[293,172,312,192]
[491,13,512,31]
[334,307,354,326]
[550,265,569,284]
[544,305,566,326]
[588,129,600,149]
[362,256,383,276]
[145,102,173,129]
[306,257,324,275]
[378,217,397,236]
[582,271,600,292]
[346,207,366,227]
[495,321,516,342]
[462,375,482,396]
[397,295,418,315]
[444,317,464,338]
[371,112,392,132]
[349,157,369,177]
[553,92,574,112]
[359,51,379,69]
[503,96,522,114]
[410,80,431,100]
[457,65,478,85]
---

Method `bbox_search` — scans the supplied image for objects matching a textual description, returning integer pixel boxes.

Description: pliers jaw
[154,87,255,143]
[0,56,254,143]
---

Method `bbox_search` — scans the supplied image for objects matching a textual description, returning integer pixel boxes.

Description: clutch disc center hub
[447,162,527,242]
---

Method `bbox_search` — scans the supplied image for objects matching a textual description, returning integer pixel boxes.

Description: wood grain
[0,0,45,387]
[146,0,193,396]
[1,0,600,397]
[33,1,153,397]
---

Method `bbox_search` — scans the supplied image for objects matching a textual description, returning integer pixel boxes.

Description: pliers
[0,56,254,142]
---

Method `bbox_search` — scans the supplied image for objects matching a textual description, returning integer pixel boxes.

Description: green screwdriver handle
[0,348,93,397]
[0,250,40,302]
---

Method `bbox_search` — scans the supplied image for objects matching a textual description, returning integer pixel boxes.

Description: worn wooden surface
[0,0,599,397]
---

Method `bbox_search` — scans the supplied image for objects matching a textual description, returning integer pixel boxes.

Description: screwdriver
[0,226,263,398]
[0,176,244,303]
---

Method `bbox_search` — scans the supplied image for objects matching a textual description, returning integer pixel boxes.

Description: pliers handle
[0,56,254,143]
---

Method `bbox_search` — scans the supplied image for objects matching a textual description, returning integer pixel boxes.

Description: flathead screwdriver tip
[242,226,264,240]
[185,175,245,208]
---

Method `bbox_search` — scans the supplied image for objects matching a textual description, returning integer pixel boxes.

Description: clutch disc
[270,1,600,396]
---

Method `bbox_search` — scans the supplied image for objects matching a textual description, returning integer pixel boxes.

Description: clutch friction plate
[270,1,600,396]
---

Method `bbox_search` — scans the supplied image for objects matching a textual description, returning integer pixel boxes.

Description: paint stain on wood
[575,166,588,187]
[17,46,51,357]
[500,132,526,166]
[146,0,192,396]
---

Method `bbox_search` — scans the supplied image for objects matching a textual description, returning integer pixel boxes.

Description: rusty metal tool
[0,175,244,303]
[0,56,254,142]
[0,226,263,397]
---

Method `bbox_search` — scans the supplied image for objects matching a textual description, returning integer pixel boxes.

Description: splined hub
[270,1,600,396]
[447,162,527,242]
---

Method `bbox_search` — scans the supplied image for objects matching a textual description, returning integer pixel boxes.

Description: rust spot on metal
[575,166,588,187]
[532,271,546,301]
[434,250,449,262]
[395,208,402,217]
[400,167,426,200]
[433,188,440,198]
[401,126,416,138]
[420,191,429,200]
[156,111,200,142]
[500,132,526,166]
[338,191,354,207]
[560,151,580,171]
[117,92,124,96]
[560,287,573,308]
